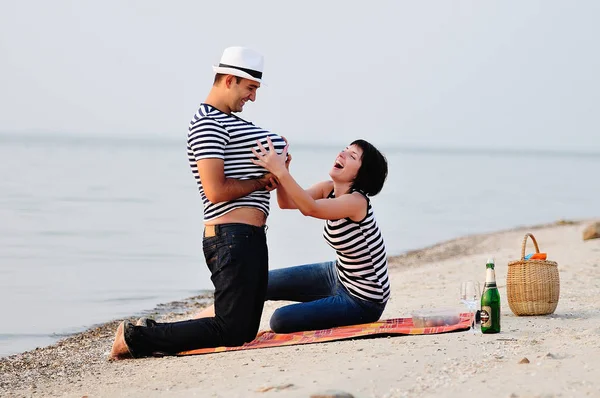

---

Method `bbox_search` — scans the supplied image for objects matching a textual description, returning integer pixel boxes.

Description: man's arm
[197,159,275,203]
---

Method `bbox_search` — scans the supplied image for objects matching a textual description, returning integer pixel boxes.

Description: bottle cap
[487,257,495,265]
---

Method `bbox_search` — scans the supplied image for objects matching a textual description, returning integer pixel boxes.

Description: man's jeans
[267,261,386,333]
[125,223,268,356]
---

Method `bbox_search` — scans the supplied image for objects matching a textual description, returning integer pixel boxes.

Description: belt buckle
[205,225,216,237]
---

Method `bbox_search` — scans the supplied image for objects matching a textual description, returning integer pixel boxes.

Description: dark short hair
[350,139,388,196]
[213,73,243,85]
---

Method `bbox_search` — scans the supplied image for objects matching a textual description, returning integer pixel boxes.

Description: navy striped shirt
[187,104,286,221]
[323,190,390,303]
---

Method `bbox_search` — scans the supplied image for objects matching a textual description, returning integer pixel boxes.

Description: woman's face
[329,144,363,183]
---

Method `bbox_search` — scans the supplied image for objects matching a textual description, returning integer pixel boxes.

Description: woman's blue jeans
[267,261,386,333]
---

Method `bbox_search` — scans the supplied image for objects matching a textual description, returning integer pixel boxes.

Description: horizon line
[0,130,598,159]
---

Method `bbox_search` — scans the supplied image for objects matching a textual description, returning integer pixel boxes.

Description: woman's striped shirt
[187,104,286,221]
[323,190,390,303]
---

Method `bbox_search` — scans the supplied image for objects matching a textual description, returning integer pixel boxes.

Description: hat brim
[212,66,264,85]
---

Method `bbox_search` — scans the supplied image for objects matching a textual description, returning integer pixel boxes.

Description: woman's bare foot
[193,304,216,319]
[109,321,134,360]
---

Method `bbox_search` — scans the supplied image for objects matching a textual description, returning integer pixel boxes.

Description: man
[110,46,286,359]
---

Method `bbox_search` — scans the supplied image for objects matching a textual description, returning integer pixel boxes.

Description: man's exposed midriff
[204,207,266,227]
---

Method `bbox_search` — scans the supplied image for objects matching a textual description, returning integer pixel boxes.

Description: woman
[194,138,390,333]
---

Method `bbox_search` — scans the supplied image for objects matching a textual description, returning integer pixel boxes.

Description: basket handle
[520,233,541,260]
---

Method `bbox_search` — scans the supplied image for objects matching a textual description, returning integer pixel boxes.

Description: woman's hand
[251,137,289,177]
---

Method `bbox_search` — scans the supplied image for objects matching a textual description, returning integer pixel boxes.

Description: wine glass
[460,280,481,333]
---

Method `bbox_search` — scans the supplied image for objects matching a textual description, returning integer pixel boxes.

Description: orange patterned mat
[178,313,472,356]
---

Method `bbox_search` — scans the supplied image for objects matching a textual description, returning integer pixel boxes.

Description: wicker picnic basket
[506,233,560,316]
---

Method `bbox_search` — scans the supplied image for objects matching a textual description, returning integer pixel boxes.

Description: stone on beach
[582,221,600,240]
[310,390,355,398]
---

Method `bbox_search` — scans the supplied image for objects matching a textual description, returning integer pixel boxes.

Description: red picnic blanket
[177,312,472,356]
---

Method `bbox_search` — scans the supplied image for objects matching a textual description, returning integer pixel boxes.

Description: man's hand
[259,173,279,191]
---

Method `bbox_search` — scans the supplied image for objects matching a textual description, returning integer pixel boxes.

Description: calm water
[0,134,598,357]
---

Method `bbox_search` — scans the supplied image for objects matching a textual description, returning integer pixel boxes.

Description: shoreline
[1,218,598,397]
[0,293,215,393]
[387,218,581,269]
[0,292,216,360]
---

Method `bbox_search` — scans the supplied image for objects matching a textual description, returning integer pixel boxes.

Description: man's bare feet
[109,321,134,360]
[135,317,157,327]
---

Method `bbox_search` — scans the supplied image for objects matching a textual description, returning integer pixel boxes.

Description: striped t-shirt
[323,190,390,303]
[187,104,286,221]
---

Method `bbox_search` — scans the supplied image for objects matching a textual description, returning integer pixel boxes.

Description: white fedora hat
[212,46,264,84]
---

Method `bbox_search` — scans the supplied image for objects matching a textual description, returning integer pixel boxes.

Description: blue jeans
[267,261,386,333]
[125,223,269,356]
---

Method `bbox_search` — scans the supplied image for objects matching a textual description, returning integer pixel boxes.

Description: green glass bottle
[480,258,501,334]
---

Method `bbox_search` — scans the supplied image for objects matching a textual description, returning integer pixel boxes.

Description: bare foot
[109,321,133,360]
[193,304,216,319]
[136,317,157,327]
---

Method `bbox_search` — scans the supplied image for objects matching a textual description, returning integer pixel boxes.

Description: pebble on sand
[310,390,355,398]
[582,221,600,241]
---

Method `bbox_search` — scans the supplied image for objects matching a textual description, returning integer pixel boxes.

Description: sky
[1,1,599,151]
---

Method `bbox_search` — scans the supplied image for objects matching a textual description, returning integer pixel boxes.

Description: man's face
[227,77,260,113]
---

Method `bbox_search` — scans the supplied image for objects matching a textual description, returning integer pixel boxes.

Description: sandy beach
[1,220,599,398]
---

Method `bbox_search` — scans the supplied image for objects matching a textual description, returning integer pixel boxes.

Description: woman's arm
[252,138,366,220]
[275,172,366,220]
[275,152,297,209]
[274,140,333,209]
[274,136,297,209]
[278,172,333,209]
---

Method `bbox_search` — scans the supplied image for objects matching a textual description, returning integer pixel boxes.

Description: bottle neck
[485,266,497,287]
